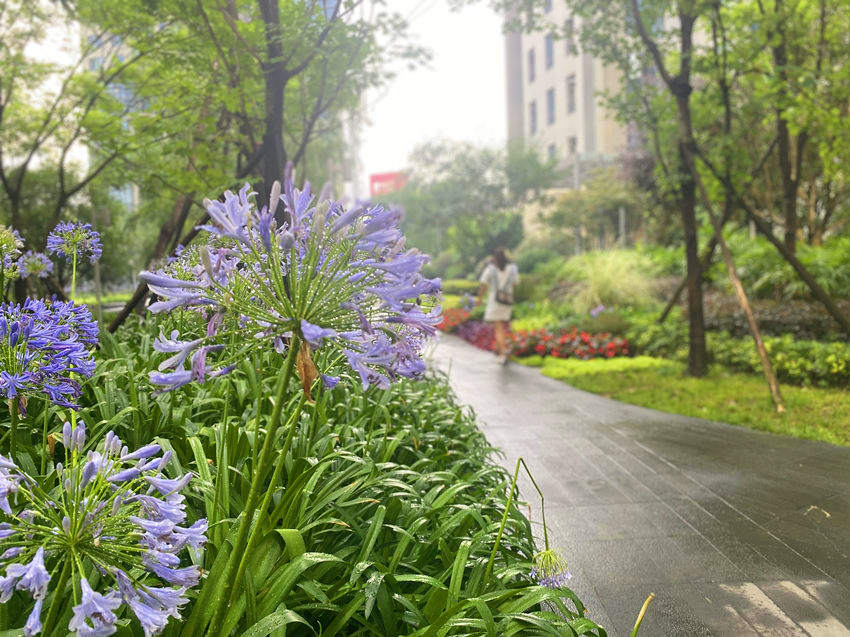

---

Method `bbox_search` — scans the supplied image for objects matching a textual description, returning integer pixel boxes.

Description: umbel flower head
[0,422,206,636]
[530,549,572,589]
[17,252,53,280]
[0,227,24,281]
[140,180,442,394]
[0,297,98,409]
[46,222,102,264]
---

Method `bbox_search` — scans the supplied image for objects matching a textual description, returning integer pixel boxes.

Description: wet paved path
[432,335,850,637]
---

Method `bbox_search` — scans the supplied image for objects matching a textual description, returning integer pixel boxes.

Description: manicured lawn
[517,356,850,446]
[73,291,133,305]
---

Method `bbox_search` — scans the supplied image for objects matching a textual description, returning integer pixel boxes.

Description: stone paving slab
[431,335,850,637]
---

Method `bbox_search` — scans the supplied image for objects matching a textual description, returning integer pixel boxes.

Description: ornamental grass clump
[0,421,205,636]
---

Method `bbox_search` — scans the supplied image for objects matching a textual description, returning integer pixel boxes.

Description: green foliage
[382,140,553,273]
[514,245,561,274]
[446,210,524,275]
[12,317,605,636]
[533,357,850,446]
[627,315,850,388]
[539,168,650,247]
[521,355,676,379]
[441,279,481,295]
[710,233,850,300]
[704,293,850,341]
[557,250,660,313]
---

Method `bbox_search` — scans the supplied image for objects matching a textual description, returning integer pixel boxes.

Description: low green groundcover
[518,356,850,446]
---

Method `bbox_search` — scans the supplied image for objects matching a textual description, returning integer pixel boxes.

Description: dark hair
[493,248,509,271]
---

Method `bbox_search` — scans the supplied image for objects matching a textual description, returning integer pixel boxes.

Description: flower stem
[227,393,305,607]
[40,403,49,475]
[631,593,655,636]
[8,400,18,459]
[42,557,72,636]
[481,457,548,592]
[70,252,77,301]
[206,336,300,635]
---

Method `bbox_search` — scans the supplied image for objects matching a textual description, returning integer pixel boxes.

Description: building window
[527,48,536,83]
[544,0,552,12]
[546,88,555,125]
[547,144,556,160]
[565,17,578,55]
[566,74,576,113]
[529,101,538,135]
[568,136,578,155]
[545,35,554,69]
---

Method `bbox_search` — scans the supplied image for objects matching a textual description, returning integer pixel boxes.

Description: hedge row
[628,321,850,387]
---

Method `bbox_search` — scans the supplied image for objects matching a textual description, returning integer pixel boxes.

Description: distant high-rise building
[504,4,628,186]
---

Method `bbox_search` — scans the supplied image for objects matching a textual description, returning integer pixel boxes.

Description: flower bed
[512,327,630,359]
[448,318,630,360]
[436,306,471,332]
[0,182,608,636]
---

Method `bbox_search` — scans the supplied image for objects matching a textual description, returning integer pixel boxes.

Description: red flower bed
[436,307,471,333]
[511,327,629,359]
[446,319,630,360]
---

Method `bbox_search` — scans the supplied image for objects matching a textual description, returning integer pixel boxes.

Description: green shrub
[626,315,850,387]
[74,321,605,636]
[441,278,480,295]
[711,233,850,300]
[538,355,677,381]
[581,311,633,336]
[704,293,850,341]
[426,249,463,278]
[557,249,661,313]
[634,243,685,277]
[514,245,561,273]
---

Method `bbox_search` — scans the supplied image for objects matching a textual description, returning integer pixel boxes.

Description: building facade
[504,3,627,185]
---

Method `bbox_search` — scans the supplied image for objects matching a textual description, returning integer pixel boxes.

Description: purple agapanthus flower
[530,549,572,589]
[140,179,442,395]
[0,297,98,409]
[17,251,53,279]
[46,221,102,264]
[68,577,122,634]
[0,424,205,636]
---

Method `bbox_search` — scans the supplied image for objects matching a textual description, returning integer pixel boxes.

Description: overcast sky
[360,0,506,188]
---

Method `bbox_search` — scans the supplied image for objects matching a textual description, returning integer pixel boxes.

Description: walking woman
[478,248,519,364]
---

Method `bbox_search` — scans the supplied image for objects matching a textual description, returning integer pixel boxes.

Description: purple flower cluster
[0,423,205,636]
[17,252,53,279]
[0,298,98,408]
[530,549,572,589]
[46,222,102,264]
[589,304,606,318]
[140,180,442,393]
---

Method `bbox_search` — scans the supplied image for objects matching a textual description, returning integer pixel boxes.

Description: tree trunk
[771,0,800,255]
[258,0,288,222]
[686,152,785,412]
[776,116,797,255]
[107,194,194,332]
[658,201,736,324]
[677,142,707,377]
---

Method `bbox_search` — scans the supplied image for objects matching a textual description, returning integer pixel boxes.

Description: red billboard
[370,172,408,198]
